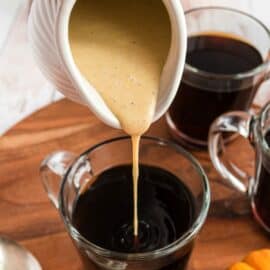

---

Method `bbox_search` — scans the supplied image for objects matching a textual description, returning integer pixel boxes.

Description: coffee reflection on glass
[166,7,270,149]
[40,137,210,270]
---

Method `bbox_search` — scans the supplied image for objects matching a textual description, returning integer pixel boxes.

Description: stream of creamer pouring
[69,0,171,236]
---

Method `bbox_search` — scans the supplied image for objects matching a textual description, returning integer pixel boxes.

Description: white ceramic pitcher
[28,0,187,129]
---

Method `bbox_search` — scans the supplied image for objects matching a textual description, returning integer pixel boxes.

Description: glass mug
[209,102,270,232]
[40,137,210,270]
[166,7,270,149]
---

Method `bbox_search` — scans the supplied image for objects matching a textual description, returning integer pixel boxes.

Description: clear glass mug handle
[40,151,76,208]
[208,111,254,194]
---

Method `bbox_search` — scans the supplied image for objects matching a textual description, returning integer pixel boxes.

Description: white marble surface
[1,0,270,134]
[0,1,62,134]
[0,0,23,50]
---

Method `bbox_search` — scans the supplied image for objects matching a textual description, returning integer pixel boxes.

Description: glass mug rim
[58,136,210,260]
[184,6,270,80]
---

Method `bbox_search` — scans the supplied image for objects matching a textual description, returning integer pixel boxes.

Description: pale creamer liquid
[69,0,171,236]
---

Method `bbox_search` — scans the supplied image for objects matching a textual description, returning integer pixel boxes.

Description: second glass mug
[209,102,270,232]
[40,137,210,270]
[166,7,270,149]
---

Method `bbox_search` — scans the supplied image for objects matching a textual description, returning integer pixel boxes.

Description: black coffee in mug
[72,164,196,270]
[168,33,263,148]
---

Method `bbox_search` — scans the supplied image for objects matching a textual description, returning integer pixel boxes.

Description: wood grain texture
[0,99,269,270]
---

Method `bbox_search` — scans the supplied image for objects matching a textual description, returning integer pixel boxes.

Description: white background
[0,0,22,50]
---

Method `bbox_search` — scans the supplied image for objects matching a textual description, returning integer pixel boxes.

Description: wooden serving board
[0,99,268,270]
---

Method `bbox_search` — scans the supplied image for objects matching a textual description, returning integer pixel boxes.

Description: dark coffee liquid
[72,165,195,269]
[254,131,270,228]
[169,34,263,144]
[72,165,195,254]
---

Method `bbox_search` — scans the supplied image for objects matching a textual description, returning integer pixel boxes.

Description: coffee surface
[169,33,263,143]
[69,0,171,235]
[72,165,196,253]
[186,33,262,75]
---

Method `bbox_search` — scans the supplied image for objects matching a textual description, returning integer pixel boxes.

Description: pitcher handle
[40,151,76,208]
[208,111,255,195]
